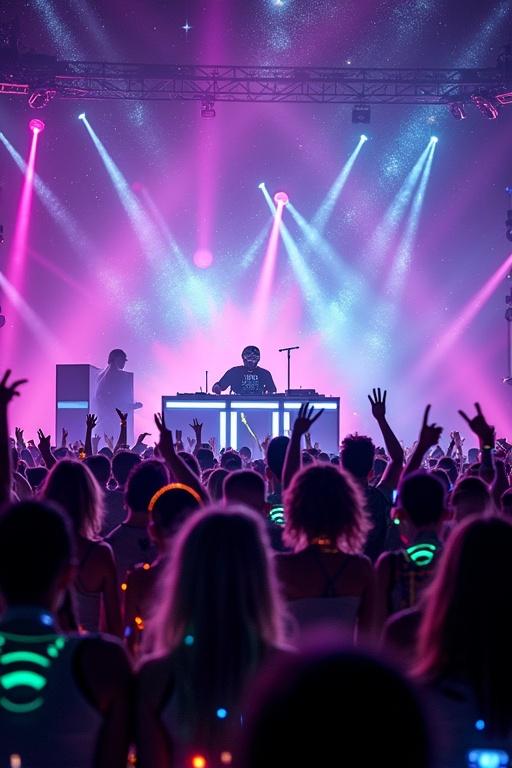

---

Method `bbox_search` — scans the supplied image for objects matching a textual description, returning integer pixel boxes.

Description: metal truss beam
[0,56,511,105]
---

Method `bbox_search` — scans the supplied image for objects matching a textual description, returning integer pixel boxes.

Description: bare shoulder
[375,550,395,577]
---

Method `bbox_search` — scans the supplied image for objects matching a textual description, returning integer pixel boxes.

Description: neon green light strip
[0,670,47,691]
[0,632,59,644]
[0,652,50,668]
[0,696,44,713]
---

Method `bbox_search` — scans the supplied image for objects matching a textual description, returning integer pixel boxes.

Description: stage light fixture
[360,134,368,142]
[258,182,266,189]
[448,102,467,120]
[78,112,86,121]
[352,104,370,124]
[274,191,289,206]
[430,135,439,143]
[471,94,499,120]
[28,88,55,110]
[200,101,216,118]
[29,119,45,134]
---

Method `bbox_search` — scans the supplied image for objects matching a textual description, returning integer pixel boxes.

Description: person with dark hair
[375,471,446,629]
[450,476,492,521]
[124,483,202,656]
[278,462,374,642]
[415,516,512,767]
[0,500,132,768]
[212,346,277,395]
[136,506,287,766]
[106,459,168,583]
[436,456,458,488]
[239,646,432,768]
[340,389,404,561]
[223,469,287,552]
[40,459,123,636]
[85,453,111,487]
[196,447,215,472]
[26,465,48,491]
[208,467,229,500]
[239,445,252,466]
[100,450,142,535]
[95,348,142,440]
[266,435,289,506]
[220,449,243,472]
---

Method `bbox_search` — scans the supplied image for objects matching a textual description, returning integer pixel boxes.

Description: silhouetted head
[125,459,169,514]
[85,453,111,487]
[208,468,229,501]
[40,459,104,538]
[266,436,289,482]
[436,456,458,486]
[284,464,370,553]
[242,345,260,370]
[341,434,375,480]
[241,646,432,768]
[398,471,446,529]
[196,447,215,471]
[148,483,202,543]
[451,476,491,521]
[223,469,266,513]
[112,449,141,487]
[107,348,127,369]
[0,501,74,608]
[221,450,243,472]
[26,466,48,491]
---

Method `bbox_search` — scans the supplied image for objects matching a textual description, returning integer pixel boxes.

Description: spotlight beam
[251,190,285,335]
[79,114,162,261]
[413,252,512,379]
[312,135,367,234]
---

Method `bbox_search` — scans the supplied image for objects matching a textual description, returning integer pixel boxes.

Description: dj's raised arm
[212,346,277,395]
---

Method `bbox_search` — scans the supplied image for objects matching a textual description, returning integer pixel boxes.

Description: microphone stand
[278,346,300,392]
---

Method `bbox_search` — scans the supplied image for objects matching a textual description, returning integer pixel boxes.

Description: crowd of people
[0,370,510,767]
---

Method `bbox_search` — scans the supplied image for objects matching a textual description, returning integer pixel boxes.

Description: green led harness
[405,542,438,568]
[0,632,67,714]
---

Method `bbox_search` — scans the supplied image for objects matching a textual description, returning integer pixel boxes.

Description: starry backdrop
[1,0,512,445]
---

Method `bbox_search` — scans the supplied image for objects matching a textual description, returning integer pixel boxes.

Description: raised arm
[37,429,57,469]
[154,411,209,503]
[85,413,98,457]
[458,402,495,485]
[282,402,323,490]
[402,405,443,478]
[0,371,28,505]
[114,409,128,453]
[368,389,404,493]
[189,419,203,456]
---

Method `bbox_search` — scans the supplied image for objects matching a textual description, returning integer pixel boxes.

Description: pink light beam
[250,199,285,338]
[412,252,512,380]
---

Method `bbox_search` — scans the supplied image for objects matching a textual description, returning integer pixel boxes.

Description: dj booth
[161,394,340,454]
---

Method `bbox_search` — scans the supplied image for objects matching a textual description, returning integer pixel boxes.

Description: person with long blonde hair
[136,505,288,767]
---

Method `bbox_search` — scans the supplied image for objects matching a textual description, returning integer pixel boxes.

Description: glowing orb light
[274,191,289,206]
[78,113,86,121]
[29,119,45,134]
[193,248,213,269]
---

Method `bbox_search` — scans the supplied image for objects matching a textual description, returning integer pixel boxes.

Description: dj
[212,346,277,396]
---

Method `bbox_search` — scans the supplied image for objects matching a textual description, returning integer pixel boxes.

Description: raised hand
[190,418,203,435]
[136,432,151,444]
[458,402,495,447]
[418,405,443,449]
[0,370,27,406]
[104,433,114,450]
[187,437,196,450]
[154,411,174,459]
[37,429,52,455]
[368,388,387,422]
[292,402,324,437]
[208,436,216,453]
[92,434,101,451]
[86,413,98,431]
[15,427,25,447]
[115,408,128,425]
